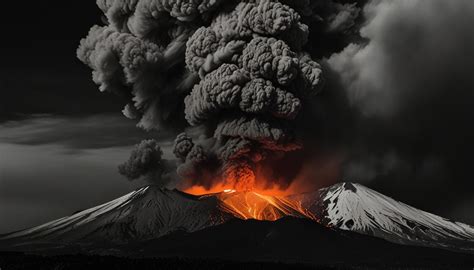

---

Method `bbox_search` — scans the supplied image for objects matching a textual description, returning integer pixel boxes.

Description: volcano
[293,183,474,253]
[0,188,314,248]
[1,182,473,264]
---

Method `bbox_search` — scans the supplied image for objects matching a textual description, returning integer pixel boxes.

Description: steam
[78,0,362,190]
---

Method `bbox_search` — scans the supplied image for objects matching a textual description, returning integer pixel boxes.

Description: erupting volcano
[2,182,473,258]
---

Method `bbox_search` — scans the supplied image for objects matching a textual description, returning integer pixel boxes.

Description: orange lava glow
[216,190,315,221]
[183,184,297,196]
[183,181,316,221]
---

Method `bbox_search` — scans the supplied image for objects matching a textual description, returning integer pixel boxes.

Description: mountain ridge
[1,182,473,256]
[292,182,474,253]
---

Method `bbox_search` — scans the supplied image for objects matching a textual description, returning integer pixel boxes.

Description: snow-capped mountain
[294,182,474,253]
[1,182,473,255]
[0,187,312,248]
[0,187,233,246]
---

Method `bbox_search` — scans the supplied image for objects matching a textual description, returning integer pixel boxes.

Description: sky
[0,2,154,233]
[1,0,474,233]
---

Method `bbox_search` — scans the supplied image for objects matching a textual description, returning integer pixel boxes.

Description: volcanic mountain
[293,183,474,253]
[1,182,473,258]
[0,187,313,248]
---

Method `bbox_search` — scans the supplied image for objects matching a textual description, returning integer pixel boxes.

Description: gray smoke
[78,0,362,190]
[325,0,474,222]
[118,139,163,181]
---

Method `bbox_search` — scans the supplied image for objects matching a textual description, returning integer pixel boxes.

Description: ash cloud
[77,0,474,223]
[119,139,176,186]
[78,0,362,190]
[326,0,474,220]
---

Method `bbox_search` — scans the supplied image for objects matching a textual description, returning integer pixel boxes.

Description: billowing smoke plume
[78,0,362,190]
[119,139,165,182]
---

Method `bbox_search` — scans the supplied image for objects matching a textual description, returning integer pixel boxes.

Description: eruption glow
[216,191,315,221]
[183,174,301,197]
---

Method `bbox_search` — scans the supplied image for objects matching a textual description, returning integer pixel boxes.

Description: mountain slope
[1,182,473,256]
[294,182,474,253]
[0,187,233,246]
[0,187,312,249]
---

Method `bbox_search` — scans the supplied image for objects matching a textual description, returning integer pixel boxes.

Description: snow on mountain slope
[1,186,233,245]
[294,182,474,253]
[0,187,313,248]
[2,182,473,254]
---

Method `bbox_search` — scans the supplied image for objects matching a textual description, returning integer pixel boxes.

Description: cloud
[119,139,177,186]
[326,0,474,217]
[0,113,174,151]
[328,0,474,117]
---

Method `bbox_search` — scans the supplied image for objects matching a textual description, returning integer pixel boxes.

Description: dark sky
[0,1,473,233]
[0,2,122,119]
[0,2,156,233]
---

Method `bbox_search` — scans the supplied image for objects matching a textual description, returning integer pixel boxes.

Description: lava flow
[182,172,317,221]
[186,187,316,221]
[216,190,315,221]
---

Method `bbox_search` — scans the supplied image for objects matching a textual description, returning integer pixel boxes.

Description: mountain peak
[0,187,231,246]
[305,182,474,253]
[2,182,473,255]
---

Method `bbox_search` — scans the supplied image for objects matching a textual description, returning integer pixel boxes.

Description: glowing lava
[216,191,315,221]
[187,185,316,221]
[183,177,316,221]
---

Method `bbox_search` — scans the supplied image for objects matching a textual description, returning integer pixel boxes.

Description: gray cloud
[0,113,174,151]
[326,0,474,217]
[118,139,177,186]
[78,0,358,191]
[328,0,474,117]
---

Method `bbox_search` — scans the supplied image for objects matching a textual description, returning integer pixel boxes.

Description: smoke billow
[119,139,164,182]
[78,0,362,190]
[325,0,474,221]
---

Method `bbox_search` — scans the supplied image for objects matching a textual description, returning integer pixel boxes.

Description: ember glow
[183,177,316,221]
[183,179,297,197]
[217,191,315,221]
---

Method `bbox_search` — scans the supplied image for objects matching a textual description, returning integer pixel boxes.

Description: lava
[216,191,315,221]
[183,175,316,221]
[183,178,298,197]
[184,185,316,221]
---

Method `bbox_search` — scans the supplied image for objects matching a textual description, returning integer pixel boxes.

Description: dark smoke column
[180,1,324,190]
[77,0,349,190]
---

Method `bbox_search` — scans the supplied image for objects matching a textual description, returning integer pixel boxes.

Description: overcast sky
[1,0,474,233]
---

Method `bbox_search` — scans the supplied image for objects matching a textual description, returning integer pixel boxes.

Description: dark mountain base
[0,252,471,270]
[2,218,473,269]
[0,253,316,270]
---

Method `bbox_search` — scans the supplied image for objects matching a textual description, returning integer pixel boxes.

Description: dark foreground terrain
[1,218,474,269]
[1,253,314,270]
[0,252,472,270]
